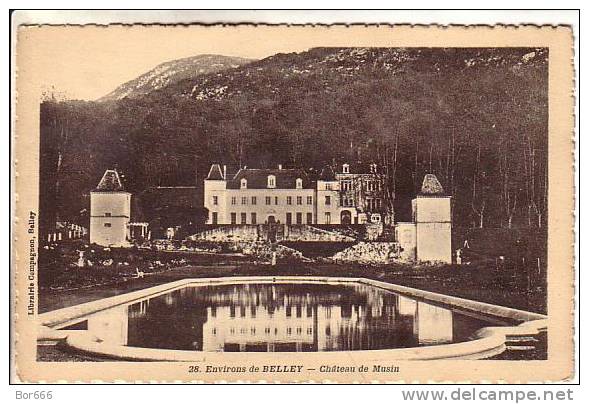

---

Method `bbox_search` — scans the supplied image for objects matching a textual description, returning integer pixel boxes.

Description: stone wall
[284,225,355,242]
[238,241,308,262]
[396,222,417,262]
[331,242,401,265]
[190,225,259,242]
[190,224,355,243]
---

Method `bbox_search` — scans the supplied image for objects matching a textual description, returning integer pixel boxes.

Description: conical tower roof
[94,169,125,192]
[319,165,336,181]
[420,174,445,196]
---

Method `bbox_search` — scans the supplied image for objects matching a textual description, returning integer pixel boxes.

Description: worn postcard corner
[12,20,575,384]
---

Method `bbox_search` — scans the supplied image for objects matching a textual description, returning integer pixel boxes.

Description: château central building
[203,163,387,226]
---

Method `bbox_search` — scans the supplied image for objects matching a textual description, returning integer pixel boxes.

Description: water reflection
[84,283,498,352]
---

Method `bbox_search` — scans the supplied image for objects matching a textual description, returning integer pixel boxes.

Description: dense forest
[39,47,548,233]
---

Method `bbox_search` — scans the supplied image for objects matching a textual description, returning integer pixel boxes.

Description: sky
[16,25,362,100]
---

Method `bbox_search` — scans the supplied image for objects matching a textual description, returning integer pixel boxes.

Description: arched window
[240,178,247,189]
[267,175,276,188]
[342,163,350,174]
[295,178,303,189]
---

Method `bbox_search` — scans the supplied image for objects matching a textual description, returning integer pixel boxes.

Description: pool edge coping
[37,276,547,361]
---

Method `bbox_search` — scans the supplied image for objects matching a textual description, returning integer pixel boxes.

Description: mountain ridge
[98,54,253,102]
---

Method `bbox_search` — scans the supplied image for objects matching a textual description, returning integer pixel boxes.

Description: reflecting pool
[76,283,509,352]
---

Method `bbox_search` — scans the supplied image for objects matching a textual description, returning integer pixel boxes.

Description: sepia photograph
[12,20,575,383]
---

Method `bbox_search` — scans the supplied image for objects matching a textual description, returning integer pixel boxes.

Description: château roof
[227,168,312,189]
[420,174,446,196]
[94,169,126,192]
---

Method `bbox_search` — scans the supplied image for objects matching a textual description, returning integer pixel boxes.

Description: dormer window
[296,178,303,189]
[240,178,247,189]
[267,175,276,189]
[370,163,377,173]
[342,163,350,174]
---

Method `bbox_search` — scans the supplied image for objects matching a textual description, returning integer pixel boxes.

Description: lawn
[40,259,545,314]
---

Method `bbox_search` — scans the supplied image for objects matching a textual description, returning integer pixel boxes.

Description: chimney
[223,165,227,180]
[278,164,282,170]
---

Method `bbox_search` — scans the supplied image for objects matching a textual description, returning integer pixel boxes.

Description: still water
[81,283,507,352]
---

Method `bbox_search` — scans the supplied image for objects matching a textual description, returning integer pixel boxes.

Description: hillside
[98,54,252,102]
[40,47,548,233]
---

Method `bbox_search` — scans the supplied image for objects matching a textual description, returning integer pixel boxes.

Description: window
[341,180,351,191]
[325,183,333,190]
[212,196,218,205]
[297,196,302,205]
[286,212,292,225]
[212,212,218,225]
[307,196,313,205]
[231,213,237,224]
[241,213,247,224]
[241,196,247,205]
[104,223,111,228]
[306,212,313,224]
[240,178,247,189]
[371,163,377,173]
[296,178,303,189]
[343,163,350,174]
[251,212,257,224]
[251,196,257,205]
[267,175,276,188]
[296,212,303,224]
[325,212,331,224]
[275,196,279,205]
[287,196,293,205]
[231,196,237,205]
[265,196,271,205]
[325,195,331,205]
[105,212,112,217]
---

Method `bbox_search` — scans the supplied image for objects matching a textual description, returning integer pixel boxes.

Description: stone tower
[90,169,131,247]
[412,174,452,263]
[203,164,227,225]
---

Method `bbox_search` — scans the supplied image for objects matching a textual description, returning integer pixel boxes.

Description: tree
[471,143,487,228]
